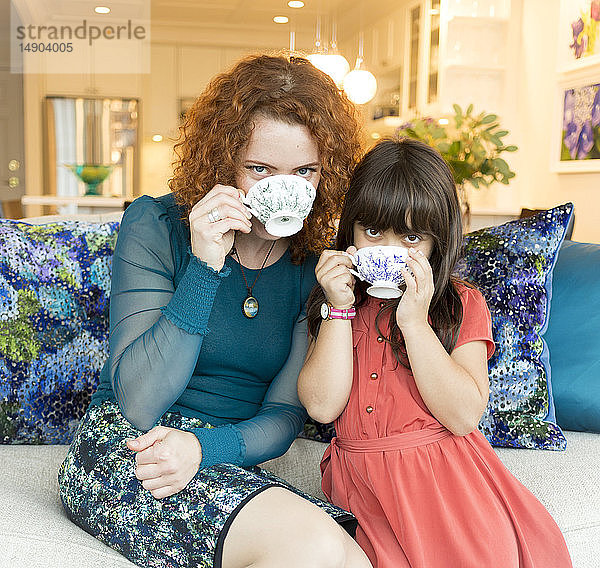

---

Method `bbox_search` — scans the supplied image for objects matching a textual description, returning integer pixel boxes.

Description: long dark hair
[306,137,466,365]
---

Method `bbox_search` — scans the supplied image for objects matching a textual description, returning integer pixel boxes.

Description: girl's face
[353,221,434,259]
[236,115,321,240]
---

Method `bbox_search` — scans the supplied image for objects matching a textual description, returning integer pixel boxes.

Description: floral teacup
[349,245,409,299]
[241,175,316,237]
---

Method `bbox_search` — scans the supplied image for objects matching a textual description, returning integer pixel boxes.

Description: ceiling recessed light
[152,134,163,142]
[95,6,110,14]
[273,16,289,24]
[288,1,305,7]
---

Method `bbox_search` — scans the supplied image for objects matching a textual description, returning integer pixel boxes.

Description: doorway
[0,0,25,218]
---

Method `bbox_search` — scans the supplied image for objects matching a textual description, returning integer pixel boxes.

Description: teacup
[241,174,317,237]
[349,245,409,299]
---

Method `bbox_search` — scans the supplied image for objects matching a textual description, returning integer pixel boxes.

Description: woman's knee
[221,486,351,568]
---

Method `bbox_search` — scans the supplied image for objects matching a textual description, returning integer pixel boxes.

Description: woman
[58,54,370,568]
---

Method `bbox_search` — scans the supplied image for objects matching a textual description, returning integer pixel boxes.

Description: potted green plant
[395,104,518,223]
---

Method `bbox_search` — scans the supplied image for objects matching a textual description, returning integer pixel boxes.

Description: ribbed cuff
[192,424,246,469]
[161,250,231,334]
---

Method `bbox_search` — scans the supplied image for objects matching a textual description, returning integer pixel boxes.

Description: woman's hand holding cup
[315,246,357,309]
[189,184,253,271]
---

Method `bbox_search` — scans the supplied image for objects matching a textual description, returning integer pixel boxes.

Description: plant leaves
[436,141,451,153]
[481,114,497,124]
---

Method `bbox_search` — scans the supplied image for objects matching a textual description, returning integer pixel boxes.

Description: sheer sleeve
[108,196,230,430]
[191,310,309,468]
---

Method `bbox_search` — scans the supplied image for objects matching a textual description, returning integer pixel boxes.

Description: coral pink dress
[321,286,572,568]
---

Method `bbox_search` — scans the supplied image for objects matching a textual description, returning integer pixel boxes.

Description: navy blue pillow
[544,240,600,432]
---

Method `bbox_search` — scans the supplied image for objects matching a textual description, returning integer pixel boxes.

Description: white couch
[2,212,599,568]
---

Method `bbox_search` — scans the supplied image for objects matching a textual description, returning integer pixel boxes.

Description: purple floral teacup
[349,245,409,299]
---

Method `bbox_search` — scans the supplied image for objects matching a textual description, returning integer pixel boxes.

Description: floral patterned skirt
[58,401,355,568]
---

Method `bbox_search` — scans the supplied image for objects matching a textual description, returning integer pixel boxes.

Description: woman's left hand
[127,426,202,499]
[395,249,435,332]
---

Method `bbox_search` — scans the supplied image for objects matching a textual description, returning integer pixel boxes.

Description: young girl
[298,138,572,568]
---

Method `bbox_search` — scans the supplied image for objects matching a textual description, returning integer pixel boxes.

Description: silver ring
[207,207,221,223]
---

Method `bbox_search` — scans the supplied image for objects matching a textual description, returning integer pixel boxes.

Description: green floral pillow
[0,219,119,444]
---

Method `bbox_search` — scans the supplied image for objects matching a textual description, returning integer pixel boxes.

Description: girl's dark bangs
[354,167,435,237]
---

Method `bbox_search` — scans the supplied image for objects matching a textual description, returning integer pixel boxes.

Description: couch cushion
[495,432,600,568]
[1,433,598,567]
[0,219,119,444]
[544,240,600,433]
[0,445,135,567]
[454,203,573,450]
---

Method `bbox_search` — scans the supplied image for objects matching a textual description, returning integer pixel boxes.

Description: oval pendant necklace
[232,238,277,318]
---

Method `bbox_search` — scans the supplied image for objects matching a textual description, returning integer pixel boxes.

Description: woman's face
[236,115,321,240]
[353,221,434,259]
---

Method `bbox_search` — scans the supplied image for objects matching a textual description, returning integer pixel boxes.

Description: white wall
[470,0,600,242]
[23,1,600,240]
[519,0,600,243]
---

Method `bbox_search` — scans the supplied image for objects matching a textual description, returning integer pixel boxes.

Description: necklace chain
[232,239,277,298]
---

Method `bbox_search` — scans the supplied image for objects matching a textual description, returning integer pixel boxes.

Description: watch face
[320,302,330,320]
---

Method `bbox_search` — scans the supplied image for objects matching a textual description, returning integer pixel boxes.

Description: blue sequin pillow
[455,203,574,450]
[0,219,119,444]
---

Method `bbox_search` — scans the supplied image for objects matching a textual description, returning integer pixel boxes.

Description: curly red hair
[169,52,363,263]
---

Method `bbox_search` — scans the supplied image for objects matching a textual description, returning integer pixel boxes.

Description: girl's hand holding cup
[315,246,357,309]
[189,184,253,271]
[396,248,435,332]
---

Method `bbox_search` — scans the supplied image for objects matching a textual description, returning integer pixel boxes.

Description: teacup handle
[348,267,363,280]
[342,252,363,280]
[240,196,260,219]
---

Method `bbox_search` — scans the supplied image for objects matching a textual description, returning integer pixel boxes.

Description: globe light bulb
[343,68,378,104]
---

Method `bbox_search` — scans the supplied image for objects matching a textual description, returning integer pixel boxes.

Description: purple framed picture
[558,0,600,72]
[554,74,600,172]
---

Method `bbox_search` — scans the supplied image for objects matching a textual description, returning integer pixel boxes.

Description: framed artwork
[552,70,600,173]
[558,0,600,72]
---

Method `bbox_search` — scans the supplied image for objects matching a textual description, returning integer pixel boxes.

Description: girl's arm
[398,249,490,436]
[297,249,356,424]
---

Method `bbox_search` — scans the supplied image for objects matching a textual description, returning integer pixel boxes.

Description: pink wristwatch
[320,302,356,321]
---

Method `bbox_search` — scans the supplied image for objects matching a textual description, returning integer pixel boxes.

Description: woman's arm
[297,249,356,424]
[231,311,311,466]
[108,196,230,430]
[398,249,490,436]
[131,309,313,501]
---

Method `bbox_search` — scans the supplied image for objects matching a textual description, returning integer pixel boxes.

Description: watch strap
[325,304,356,320]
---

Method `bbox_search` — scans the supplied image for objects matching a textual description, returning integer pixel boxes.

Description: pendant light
[307,17,350,88]
[307,17,330,77]
[325,20,350,88]
[343,32,377,104]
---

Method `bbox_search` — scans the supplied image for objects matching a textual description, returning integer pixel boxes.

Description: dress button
[377,336,384,343]
[366,405,374,413]
[379,301,385,308]
[370,372,378,380]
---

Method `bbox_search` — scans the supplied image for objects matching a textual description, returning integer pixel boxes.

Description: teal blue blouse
[91,193,317,469]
